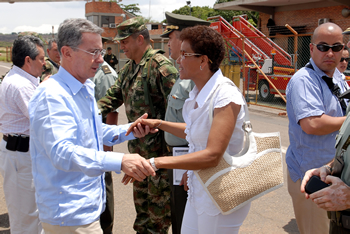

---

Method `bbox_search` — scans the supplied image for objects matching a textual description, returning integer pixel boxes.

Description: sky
[0,0,217,34]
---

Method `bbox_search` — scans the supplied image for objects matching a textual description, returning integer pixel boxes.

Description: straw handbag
[194,83,284,215]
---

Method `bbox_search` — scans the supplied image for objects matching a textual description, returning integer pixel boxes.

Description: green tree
[120,3,141,16]
[170,3,258,26]
[214,0,259,25]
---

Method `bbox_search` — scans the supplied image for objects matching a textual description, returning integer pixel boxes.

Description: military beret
[161,12,211,38]
[343,27,350,35]
[114,17,147,41]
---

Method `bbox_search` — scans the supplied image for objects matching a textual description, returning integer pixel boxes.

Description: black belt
[328,211,350,230]
[3,134,30,152]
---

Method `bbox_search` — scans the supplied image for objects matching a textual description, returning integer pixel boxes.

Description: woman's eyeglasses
[179,51,213,63]
[340,57,350,63]
[312,43,344,52]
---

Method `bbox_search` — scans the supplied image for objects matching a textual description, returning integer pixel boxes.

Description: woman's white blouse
[183,69,247,216]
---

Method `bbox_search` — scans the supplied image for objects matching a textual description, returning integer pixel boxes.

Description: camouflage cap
[18,31,44,41]
[343,27,350,35]
[114,17,147,41]
[161,12,211,38]
[18,31,40,37]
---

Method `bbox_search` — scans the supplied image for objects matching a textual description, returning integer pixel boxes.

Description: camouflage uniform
[40,57,59,82]
[98,17,177,234]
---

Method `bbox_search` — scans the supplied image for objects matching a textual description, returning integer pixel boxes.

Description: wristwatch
[150,157,159,171]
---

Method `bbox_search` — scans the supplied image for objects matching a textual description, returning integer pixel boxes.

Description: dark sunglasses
[312,43,344,52]
[340,57,350,62]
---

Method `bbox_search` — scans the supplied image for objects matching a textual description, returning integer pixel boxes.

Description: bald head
[312,22,343,43]
[310,22,344,77]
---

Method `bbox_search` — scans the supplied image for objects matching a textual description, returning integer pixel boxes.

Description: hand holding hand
[121,154,156,182]
[126,113,158,137]
[121,174,136,185]
[310,176,350,211]
[140,118,163,130]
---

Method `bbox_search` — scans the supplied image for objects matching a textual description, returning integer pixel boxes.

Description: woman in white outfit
[125,25,251,234]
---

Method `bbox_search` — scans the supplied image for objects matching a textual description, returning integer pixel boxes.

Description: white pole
[149,0,151,19]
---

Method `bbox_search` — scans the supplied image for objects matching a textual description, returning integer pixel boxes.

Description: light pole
[186,1,191,16]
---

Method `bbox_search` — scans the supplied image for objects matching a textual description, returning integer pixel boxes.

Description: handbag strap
[208,82,252,134]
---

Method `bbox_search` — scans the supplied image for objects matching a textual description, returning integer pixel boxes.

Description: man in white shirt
[0,35,45,234]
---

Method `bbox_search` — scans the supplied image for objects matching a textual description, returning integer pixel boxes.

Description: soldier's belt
[328,210,350,229]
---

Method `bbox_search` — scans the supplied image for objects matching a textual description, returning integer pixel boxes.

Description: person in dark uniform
[103,47,118,69]
[161,11,210,234]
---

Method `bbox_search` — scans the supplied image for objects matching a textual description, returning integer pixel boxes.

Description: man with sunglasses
[286,22,347,234]
[336,46,350,92]
[98,17,177,234]
[28,18,156,233]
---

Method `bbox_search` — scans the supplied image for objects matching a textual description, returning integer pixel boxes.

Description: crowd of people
[1,11,350,234]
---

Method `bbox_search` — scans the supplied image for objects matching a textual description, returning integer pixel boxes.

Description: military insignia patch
[102,65,111,74]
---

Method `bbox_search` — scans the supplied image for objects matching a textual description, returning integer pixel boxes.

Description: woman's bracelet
[155,120,163,128]
[150,157,159,171]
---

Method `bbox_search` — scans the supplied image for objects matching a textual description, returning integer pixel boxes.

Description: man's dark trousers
[168,169,187,234]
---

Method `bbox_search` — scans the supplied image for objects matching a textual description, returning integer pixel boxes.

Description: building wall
[260,5,350,36]
[85,1,130,39]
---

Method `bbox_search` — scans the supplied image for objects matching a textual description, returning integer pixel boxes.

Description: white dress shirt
[0,65,39,135]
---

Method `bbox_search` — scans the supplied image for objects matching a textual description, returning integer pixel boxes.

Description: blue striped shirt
[286,58,345,182]
[29,67,135,226]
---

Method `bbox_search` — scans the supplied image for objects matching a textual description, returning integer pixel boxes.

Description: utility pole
[186,1,191,16]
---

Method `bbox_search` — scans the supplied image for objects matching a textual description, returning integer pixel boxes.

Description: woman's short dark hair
[180,25,225,73]
[12,35,43,68]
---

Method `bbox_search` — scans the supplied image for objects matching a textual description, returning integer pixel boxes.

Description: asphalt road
[0,61,299,233]
[0,62,11,78]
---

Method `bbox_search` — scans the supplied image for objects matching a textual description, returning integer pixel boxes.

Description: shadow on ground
[283,218,299,233]
[0,213,9,228]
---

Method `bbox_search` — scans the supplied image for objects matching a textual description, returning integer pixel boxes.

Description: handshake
[120,113,161,183]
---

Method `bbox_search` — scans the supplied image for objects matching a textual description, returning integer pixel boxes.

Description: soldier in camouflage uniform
[41,38,60,82]
[98,17,177,234]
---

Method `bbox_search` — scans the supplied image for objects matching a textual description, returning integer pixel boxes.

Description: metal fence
[0,47,12,63]
[220,33,350,110]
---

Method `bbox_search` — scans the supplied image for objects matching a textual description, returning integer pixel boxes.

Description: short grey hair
[47,38,57,50]
[57,18,103,55]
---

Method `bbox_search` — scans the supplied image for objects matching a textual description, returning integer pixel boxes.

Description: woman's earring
[200,65,202,71]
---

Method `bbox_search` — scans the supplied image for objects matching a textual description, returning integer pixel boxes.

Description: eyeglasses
[71,47,106,59]
[340,57,350,62]
[312,43,344,52]
[179,51,213,63]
